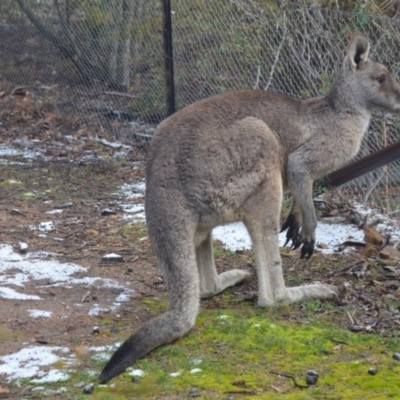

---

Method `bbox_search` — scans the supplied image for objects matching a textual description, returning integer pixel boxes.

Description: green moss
[19,305,400,399]
[65,310,399,399]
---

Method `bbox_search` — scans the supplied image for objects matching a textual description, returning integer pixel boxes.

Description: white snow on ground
[0,287,41,300]
[129,369,146,377]
[0,244,132,300]
[213,220,367,253]
[0,344,118,382]
[0,346,72,381]
[27,309,53,318]
[119,182,146,197]
[30,369,70,383]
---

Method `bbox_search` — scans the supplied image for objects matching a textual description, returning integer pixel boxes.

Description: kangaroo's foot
[200,269,253,299]
[275,283,340,305]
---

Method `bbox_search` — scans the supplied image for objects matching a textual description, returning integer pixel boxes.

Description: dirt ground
[1,89,400,398]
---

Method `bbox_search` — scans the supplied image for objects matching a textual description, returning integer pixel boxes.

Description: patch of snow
[170,371,181,377]
[0,244,134,308]
[119,182,146,198]
[19,242,28,252]
[28,309,52,318]
[88,304,108,316]
[354,203,400,243]
[0,287,41,300]
[88,343,121,353]
[129,369,146,377]
[0,346,71,382]
[30,369,70,383]
[0,146,24,157]
[120,203,145,221]
[45,209,64,214]
[102,253,122,259]
[115,292,130,302]
[96,137,131,150]
[91,352,110,362]
[38,221,57,232]
[190,368,202,374]
[213,220,366,254]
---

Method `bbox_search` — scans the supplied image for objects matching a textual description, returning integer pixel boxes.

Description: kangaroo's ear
[346,33,370,70]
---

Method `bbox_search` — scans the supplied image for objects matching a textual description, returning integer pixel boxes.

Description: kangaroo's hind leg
[241,130,338,306]
[195,230,253,299]
[244,178,338,306]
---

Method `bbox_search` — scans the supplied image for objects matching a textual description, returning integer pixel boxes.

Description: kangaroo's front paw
[280,213,301,247]
[292,231,315,259]
[300,237,315,259]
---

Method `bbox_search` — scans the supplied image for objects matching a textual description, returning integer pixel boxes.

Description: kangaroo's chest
[309,114,371,178]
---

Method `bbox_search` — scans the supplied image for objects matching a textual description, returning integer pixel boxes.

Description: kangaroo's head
[334,33,400,113]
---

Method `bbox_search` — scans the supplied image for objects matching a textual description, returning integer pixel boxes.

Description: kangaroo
[100,33,400,383]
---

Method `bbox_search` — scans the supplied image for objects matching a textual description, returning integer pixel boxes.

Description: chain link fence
[1,1,400,212]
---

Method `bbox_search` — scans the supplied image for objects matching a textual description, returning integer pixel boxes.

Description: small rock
[101,208,117,216]
[57,202,73,209]
[131,376,140,383]
[368,367,377,375]
[380,246,400,260]
[306,370,319,385]
[11,208,23,215]
[83,383,94,394]
[187,387,201,397]
[393,352,400,360]
[92,326,100,334]
[126,267,133,273]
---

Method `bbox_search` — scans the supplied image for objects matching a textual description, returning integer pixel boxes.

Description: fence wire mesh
[1,1,400,212]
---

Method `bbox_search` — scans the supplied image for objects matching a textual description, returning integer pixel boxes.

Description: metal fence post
[162,0,176,117]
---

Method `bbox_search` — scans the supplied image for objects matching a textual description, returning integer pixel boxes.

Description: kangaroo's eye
[376,76,386,84]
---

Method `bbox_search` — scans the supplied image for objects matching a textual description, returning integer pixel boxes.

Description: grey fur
[99,33,400,383]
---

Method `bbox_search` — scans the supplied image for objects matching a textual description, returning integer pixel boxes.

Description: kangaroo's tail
[99,228,199,383]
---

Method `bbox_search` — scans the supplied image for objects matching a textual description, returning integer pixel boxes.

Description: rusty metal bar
[162,0,175,117]
[317,140,400,189]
